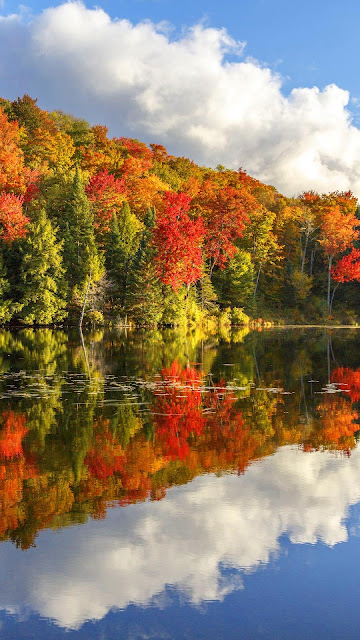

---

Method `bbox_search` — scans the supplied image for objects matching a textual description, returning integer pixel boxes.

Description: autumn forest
[0,94,360,327]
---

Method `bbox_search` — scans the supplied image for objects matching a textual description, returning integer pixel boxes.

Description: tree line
[0,94,360,326]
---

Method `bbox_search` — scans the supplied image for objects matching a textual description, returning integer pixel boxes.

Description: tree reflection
[0,329,359,548]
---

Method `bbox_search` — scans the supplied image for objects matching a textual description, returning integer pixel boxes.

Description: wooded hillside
[0,94,359,326]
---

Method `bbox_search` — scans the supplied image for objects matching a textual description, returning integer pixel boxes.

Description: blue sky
[1,0,360,196]
[3,0,358,98]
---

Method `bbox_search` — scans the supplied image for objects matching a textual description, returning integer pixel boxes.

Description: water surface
[0,327,360,639]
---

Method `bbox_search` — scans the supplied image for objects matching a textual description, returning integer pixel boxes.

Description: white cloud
[0,1,360,196]
[0,445,359,629]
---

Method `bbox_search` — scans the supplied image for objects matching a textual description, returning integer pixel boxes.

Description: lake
[0,326,360,639]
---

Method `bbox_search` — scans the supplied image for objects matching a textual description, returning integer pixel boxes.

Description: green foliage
[152,160,183,191]
[18,210,67,325]
[63,167,103,299]
[106,201,143,310]
[127,207,163,325]
[290,269,313,302]
[50,111,94,149]
[161,285,187,326]
[213,249,254,308]
[0,249,13,322]
[197,273,218,312]
[231,307,250,325]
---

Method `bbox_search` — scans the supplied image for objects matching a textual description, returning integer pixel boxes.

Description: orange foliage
[0,193,29,242]
[0,108,26,194]
[85,420,125,479]
[0,411,28,459]
[316,396,358,450]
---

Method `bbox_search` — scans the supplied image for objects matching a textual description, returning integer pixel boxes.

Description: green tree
[0,249,13,322]
[106,201,143,310]
[213,249,254,308]
[18,210,67,325]
[63,167,103,300]
[127,208,163,325]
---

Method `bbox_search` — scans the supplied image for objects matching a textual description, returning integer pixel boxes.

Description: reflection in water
[1,446,360,628]
[0,328,359,633]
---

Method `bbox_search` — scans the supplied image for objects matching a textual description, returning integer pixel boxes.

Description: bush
[85,309,104,326]
[231,307,250,325]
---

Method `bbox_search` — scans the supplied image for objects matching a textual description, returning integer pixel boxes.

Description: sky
[1,0,360,196]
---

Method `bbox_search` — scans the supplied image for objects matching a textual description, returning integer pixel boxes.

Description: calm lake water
[1,326,360,639]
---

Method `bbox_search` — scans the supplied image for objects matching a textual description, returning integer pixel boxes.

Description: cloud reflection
[0,445,360,628]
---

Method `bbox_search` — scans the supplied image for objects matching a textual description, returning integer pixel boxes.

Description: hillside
[0,94,359,327]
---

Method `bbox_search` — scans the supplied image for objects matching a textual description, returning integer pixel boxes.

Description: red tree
[154,192,204,291]
[194,184,250,275]
[0,193,29,243]
[332,248,360,283]
[86,170,125,236]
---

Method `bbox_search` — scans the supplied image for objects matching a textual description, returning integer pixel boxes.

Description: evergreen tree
[18,209,67,325]
[63,167,103,299]
[127,207,163,325]
[213,249,254,308]
[105,201,143,310]
[0,248,13,322]
[197,272,218,313]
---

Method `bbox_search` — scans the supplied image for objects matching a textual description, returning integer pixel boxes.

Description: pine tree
[0,249,12,322]
[127,207,163,325]
[63,167,103,299]
[197,272,218,312]
[18,209,67,325]
[105,201,143,310]
[213,249,254,308]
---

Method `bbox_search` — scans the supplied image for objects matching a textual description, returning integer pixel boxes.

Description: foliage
[18,210,67,325]
[0,93,360,325]
[154,192,204,291]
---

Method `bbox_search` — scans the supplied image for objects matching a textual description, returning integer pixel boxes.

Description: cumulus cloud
[0,445,360,628]
[0,1,360,195]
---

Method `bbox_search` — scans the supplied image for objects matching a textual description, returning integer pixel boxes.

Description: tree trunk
[329,283,339,315]
[327,255,333,313]
[253,263,262,300]
[79,269,92,329]
[185,283,191,317]
[310,249,315,277]
[300,233,308,273]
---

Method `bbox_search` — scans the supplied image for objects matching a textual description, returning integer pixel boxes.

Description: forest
[0,94,360,327]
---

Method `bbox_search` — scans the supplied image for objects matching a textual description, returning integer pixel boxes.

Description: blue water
[0,327,359,639]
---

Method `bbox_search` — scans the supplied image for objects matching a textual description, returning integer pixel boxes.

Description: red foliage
[0,193,29,243]
[299,191,321,206]
[320,205,359,257]
[154,360,205,459]
[23,169,42,204]
[196,184,250,270]
[0,411,28,460]
[86,170,125,234]
[317,395,358,449]
[332,367,360,403]
[332,248,360,283]
[154,192,204,290]
[117,137,153,178]
[85,421,125,479]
